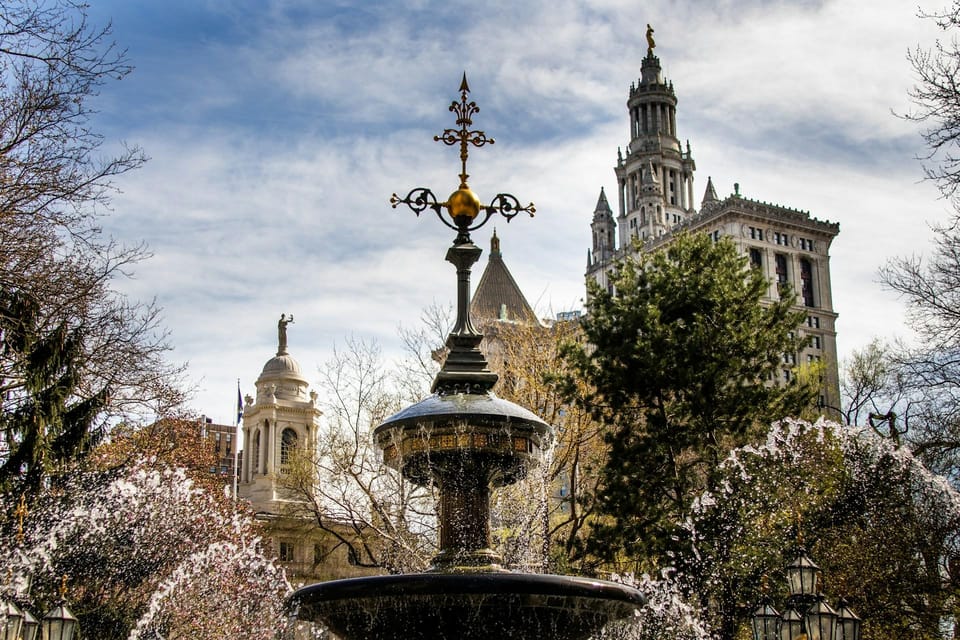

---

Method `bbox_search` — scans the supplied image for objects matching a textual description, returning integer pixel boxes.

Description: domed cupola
[239,314,322,514]
[255,314,310,404]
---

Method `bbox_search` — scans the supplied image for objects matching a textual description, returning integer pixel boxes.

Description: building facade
[585,46,841,410]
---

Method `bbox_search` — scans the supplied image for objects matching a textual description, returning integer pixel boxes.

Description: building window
[750,226,764,241]
[807,315,820,329]
[812,336,821,349]
[775,253,788,294]
[279,541,295,562]
[749,247,762,269]
[281,428,298,466]
[783,369,792,382]
[774,232,790,246]
[800,258,814,307]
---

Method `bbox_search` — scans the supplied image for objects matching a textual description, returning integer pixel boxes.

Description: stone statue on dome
[278,313,294,355]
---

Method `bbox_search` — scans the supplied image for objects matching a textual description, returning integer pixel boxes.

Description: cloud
[89,0,952,422]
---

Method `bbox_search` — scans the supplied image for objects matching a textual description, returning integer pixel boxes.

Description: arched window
[281,428,298,466]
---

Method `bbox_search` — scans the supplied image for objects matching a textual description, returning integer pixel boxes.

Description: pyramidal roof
[594,187,613,218]
[701,175,719,207]
[471,230,538,324]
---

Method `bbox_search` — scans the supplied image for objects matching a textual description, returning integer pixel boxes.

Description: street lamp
[6,497,78,640]
[20,610,37,640]
[751,548,861,640]
[804,594,838,640]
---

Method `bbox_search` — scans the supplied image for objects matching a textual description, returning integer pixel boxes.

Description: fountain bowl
[289,572,644,640]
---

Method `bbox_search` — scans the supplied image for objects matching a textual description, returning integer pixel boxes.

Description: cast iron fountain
[287,75,645,640]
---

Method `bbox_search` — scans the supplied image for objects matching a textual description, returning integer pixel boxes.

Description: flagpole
[233,378,242,504]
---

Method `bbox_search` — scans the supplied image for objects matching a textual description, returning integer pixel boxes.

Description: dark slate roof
[471,231,538,324]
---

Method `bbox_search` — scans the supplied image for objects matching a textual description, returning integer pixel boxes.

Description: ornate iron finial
[390,74,538,394]
[435,73,493,190]
[390,73,535,246]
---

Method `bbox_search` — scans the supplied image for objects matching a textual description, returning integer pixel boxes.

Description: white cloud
[92,0,953,422]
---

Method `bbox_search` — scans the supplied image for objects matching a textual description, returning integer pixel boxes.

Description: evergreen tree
[0,289,108,493]
[564,232,817,570]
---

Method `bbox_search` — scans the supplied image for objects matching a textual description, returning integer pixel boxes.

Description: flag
[236,380,243,425]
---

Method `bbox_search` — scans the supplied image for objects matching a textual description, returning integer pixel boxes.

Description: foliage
[0,462,288,640]
[91,416,228,496]
[0,288,110,492]
[685,418,960,640]
[563,232,818,571]
[0,0,184,497]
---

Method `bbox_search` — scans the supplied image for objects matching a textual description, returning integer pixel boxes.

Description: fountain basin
[289,572,644,640]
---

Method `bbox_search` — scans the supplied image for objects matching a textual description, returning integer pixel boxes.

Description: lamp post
[750,548,861,640]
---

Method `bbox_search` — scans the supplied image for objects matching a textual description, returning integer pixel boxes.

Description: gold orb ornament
[447,187,481,221]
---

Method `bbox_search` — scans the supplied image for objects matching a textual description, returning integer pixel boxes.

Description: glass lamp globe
[21,608,39,640]
[0,598,23,640]
[786,548,820,597]
[779,608,804,640]
[40,604,78,640]
[804,594,838,640]
[751,597,781,640]
[834,598,861,640]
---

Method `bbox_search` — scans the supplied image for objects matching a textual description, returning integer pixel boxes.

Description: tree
[0,462,289,640]
[0,1,184,496]
[282,336,437,574]
[477,318,609,574]
[685,418,960,640]
[563,232,818,571]
[905,0,960,198]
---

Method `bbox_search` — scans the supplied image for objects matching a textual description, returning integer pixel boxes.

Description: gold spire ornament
[646,24,656,55]
[390,73,535,245]
[15,493,27,545]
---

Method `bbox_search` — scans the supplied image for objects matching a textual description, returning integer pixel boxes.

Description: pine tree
[0,289,108,493]
[564,232,818,570]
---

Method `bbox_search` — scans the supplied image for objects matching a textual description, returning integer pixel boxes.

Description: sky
[79,0,951,424]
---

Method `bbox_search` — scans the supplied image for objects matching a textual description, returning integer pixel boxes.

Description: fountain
[287,75,645,640]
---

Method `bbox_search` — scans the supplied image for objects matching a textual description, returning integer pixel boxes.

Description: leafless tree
[0,1,184,494]
[284,336,437,573]
[905,1,960,198]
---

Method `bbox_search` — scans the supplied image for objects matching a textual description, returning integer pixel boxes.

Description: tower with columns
[586,43,841,411]
[239,316,322,515]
